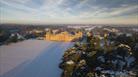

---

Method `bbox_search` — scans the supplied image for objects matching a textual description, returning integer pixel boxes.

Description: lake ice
[0,40,74,77]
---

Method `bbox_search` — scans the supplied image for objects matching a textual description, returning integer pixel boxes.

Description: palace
[45,31,82,42]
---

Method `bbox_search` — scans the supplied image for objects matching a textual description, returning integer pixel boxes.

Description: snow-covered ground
[0,40,74,77]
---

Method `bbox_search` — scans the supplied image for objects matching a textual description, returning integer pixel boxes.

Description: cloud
[0,0,138,24]
[91,5,138,18]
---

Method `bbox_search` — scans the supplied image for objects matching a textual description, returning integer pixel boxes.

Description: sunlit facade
[45,31,82,42]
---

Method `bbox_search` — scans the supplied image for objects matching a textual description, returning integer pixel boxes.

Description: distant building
[45,31,82,42]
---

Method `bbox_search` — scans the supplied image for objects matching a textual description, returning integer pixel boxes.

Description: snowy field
[0,40,74,77]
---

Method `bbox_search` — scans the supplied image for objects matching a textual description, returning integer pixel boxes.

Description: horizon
[1,23,138,27]
[0,0,138,24]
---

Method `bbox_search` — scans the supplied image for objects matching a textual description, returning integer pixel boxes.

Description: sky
[0,0,138,24]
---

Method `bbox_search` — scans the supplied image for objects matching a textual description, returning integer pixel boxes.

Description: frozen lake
[0,40,74,77]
